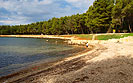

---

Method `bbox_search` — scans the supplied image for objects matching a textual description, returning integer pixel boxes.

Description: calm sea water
[0,37,85,77]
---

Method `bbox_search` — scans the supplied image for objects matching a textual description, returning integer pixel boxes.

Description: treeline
[0,0,133,35]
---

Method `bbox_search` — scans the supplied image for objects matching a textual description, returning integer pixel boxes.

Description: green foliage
[85,0,114,33]
[112,0,133,32]
[0,0,132,35]
[71,33,133,40]
[72,34,93,40]
[96,33,133,40]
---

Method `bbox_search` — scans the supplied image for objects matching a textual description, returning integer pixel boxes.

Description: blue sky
[0,0,95,25]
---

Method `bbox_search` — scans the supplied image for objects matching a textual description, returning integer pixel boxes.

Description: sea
[0,37,85,77]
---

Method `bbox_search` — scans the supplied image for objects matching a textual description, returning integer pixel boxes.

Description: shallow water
[0,37,85,76]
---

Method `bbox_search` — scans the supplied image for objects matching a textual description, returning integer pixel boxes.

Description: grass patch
[72,34,93,40]
[70,33,133,40]
[96,33,133,40]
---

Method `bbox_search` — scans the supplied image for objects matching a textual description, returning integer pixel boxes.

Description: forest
[0,0,133,35]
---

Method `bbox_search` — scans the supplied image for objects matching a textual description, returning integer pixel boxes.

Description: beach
[0,35,74,40]
[0,0,132,82]
[0,35,133,83]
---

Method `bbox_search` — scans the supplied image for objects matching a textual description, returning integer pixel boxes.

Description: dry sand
[1,41,132,83]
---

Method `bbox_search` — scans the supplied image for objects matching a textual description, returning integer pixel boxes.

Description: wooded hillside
[0,0,132,35]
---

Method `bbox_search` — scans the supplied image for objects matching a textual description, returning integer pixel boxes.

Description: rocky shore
[0,35,133,83]
[1,41,133,83]
[0,35,74,40]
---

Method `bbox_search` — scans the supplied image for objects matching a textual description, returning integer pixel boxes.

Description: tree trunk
[129,24,132,33]
[119,18,122,30]
[107,24,112,33]
[71,28,73,34]
[91,31,93,34]
[87,29,89,34]
[81,27,84,34]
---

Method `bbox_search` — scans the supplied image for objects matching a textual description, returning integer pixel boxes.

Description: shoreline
[1,34,132,45]
[0,35,84,82]
[0,35,133,83]
[0,45,94,83]
[0,35,74,40]
[3,42,132,83]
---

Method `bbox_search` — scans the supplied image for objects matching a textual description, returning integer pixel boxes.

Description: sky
[0,0,95,25]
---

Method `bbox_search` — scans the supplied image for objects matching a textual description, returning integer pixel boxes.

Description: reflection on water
[0,37,85,76]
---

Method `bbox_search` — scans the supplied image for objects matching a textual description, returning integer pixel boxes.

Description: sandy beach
[0,35,133,83]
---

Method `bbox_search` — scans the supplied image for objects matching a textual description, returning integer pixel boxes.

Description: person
[86,42,89,47]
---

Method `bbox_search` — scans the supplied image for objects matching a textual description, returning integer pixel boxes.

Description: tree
[112,0,133,32]
[0,0,132,35]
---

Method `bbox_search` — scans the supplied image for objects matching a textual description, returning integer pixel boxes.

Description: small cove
[0,37,86,77]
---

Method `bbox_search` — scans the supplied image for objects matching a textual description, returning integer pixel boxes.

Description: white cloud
[0,20,21,25]
[39,0,53,5]
[0,0,95,25]
[0,0,53,13]
[65,0,94,8]
[0,15,30,25]
[65,0,80,3]
[0,19,28,25]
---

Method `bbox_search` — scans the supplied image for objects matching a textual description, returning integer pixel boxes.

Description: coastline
[1,42,132,83]
[0,44,94,83]
[0,35,133,83]
[0,35,83,82]
[0,35,74,40]
[1,34,132,45]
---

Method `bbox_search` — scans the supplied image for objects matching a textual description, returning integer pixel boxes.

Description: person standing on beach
[86,42,89,47]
